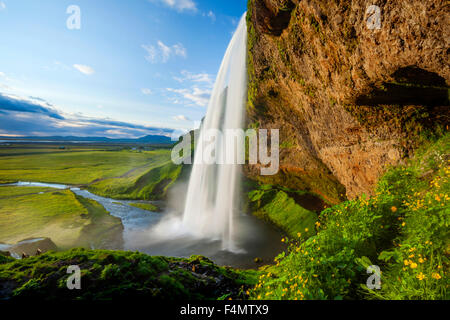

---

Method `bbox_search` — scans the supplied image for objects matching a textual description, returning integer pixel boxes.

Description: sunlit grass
[0,149,171,185]
[0,187,122,249]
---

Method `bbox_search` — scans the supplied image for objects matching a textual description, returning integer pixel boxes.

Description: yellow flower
[391,206,397,212]
[297,232,302,238]
[402,222,406,227]
[418,258,424,264]
[281,238,285,242]
[404,260,410,266]
[432,273,442,280]
[305,228,309,232]
[416,272,426,281]
[410,262,418,269]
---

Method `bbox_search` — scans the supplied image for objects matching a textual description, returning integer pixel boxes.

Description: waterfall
[181,13,248,252]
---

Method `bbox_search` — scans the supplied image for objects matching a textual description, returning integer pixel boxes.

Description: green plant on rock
[249,133,449,300]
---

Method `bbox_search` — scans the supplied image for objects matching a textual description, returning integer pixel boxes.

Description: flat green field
[0,186,123,249]
[0,145,182,200]
[0,147,172,185]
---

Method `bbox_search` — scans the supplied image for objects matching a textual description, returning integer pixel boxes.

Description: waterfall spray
[181,13,248,252]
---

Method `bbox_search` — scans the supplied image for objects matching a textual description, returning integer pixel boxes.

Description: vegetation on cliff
[246,183,320,239]
[88,161,182,201]
[0,249,258,300]
[249,134,449,300]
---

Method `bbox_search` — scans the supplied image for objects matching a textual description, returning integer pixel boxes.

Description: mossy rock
[0,248,258,301]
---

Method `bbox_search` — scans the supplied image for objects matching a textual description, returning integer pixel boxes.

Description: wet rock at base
[5,238,58,258]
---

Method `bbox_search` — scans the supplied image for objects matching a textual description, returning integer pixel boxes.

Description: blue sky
[0,0,247,138]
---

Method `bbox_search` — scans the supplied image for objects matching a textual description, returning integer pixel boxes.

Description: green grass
[0,249,259,300]
[0,148,171,185]
[88,161,182,200]
[0,146,181,200]
[128,203,160,212]
[248,185,318,239]
[249,133,449,300]
[0,187,122,249]
[0,186,53,198]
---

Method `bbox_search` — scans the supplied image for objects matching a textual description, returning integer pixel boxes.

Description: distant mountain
[0,135,174,144]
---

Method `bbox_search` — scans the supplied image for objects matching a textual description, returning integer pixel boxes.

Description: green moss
[309,15,321,33]
[248,185,318,239]
[0,249,258,300]
[280,139,296,149]
[128,203,160,212]
[0,252,14,264]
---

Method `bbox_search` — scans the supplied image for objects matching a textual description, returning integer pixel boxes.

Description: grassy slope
[248,185,318,239]
[0,187,122,249]
[88,161,182,200]
[249,134,449,300]
[0,249,258,300]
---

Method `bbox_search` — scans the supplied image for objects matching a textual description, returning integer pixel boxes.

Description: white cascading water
[181,13,248,252]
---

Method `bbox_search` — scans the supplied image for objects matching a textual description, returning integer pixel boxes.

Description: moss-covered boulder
[0,249,258,300]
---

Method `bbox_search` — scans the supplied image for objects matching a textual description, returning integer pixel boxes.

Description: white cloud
[151,0,197,12]
[167,87,211,107]
[0,71,17,83]
[205,11,216,22]
[172,43,187,58]
[141,45,157,63]
[73,64,95,75]
[142,41,187,63]
[174,70,214,87]
[0,2,5,10]
[158,41,172,62]
[168,70,215,107]
[141,88,152,95]
[173,115,190,121]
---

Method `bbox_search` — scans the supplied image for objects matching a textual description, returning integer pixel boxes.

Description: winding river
[4,182,286,268]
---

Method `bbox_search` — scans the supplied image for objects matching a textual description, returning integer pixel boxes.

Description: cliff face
[246,0,449,201]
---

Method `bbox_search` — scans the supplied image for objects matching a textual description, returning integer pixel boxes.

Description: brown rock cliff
[245,0,449,202]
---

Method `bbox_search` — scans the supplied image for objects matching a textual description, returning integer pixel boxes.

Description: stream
[3,182,286,268]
